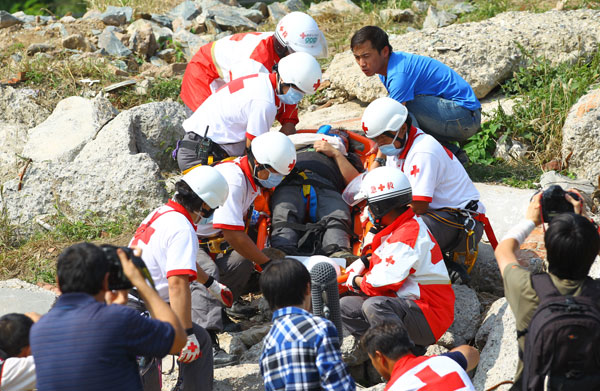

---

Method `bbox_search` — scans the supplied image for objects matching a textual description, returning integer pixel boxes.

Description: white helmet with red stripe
[356,166,412,219]
[182,165,229,209]
[274,12,328,58]
[361,97,408,138]
[278,51,322,95]
[251,132,297,175]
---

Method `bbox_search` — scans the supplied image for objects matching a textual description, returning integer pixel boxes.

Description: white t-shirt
[0,356,36,391]
[129,202,198,302]
[388,355,475,391]
[196,156,260,238]
[211,32,274,83]
[386,127,484,212]
[182,72,278,155]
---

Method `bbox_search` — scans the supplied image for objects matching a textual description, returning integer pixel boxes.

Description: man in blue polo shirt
[30,243,186,391]
[350,25,481,162]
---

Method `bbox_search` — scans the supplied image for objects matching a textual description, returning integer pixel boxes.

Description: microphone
[310,261,343,339]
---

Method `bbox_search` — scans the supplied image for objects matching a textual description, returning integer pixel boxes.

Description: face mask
[195,213,214,226]
[379,129,407,156]
[277,87,304,105]
[258,171,284,188]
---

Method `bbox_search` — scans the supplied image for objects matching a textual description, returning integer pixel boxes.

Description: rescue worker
[362,97,485,283]
[340,167,455,350]
[175,51,321,172]
[192,131,296,351]
[128,165,232,390]
[179,11,327,135]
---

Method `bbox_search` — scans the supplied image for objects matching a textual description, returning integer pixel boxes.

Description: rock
[98,28,132,57]
[379,9,415,23]
[561,87,600,184]
[0,123,29,174]
[101,6,133,26]
[129,24,159,58]
[0,87,49,129]
[451,2,476,14]
[250,2,269,18]
[422,6,457,29]
[539,171,596,198]
[412,1,428,13]
[82,9,102,20]
[22,96,117,163]
[256,297,273,322]
[26,43,53,56]
[156,48,177,62]
[173,29,210,61]
[240,341,264,363]
[480,93,516,122]
[341,334,369,366]
[325,9,600,102]
[308,0,362,17]
[0,10,22,28]
[168,1,201,21]
[284,0,305,12]
[267,3,289,22]
[127,19,173,46]
[437,284,481,348]
[49,22,68,37]
[62,34,88,51]
[59,15,76,23]
[437,0,464,9]
[237,8,264,24]
[470,243,504,296]
[206,6,259,32]
[214,363,262,391]
[151,14,173,29]
[473,298,517,391]
[494,137,527,162]
[425,344,449,356]
[238,325,271,347]
[172,16,192,33]
[228,335,248,357]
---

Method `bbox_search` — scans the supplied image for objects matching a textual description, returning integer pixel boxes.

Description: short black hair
[351,26,393,54]
[57,242,108,295]
[0,313,34,358]
[259,258,310,310]
[174,179,204,213]
[360,321,414,360]
[545,213,600,280]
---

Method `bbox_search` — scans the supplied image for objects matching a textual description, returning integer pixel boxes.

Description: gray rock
[49,22,68,37]
[412,1,428,13]
[0,122,28,176]
[451,2,477,15]
[240,341,264,363]
[10,53,22,63]
[425,344,449,356]
[169,1,201,21]
[0,87,49,129]
[267,3,289,22]
[239,325,271,347]
[127,19,173,46]
[473,298,517,391]
[62,34,88,51]
[422,6,457,29]
[284,0,305,12]
[250,2,269,18]
[173,29,210,61]
[341,334,369,366]
[206,6,258,31]
[437,284,481,348]
[214,363,262,391]
[151,14,173,29]
[156,48,177,62]
[308,0,361,17]
[0,10,22,28]
[469,243,504,296]
[149,56,168,67]
[561,88,600,184]
[59,15,76,23]
[228,335,248,357]
[0,279,57,316]
[129,24,159,58]
[436,0,464,9]
[494,137,527,162]
[380,8,415,23]
[237,8,264,24]
[539,170,596,197]
[22,96,117,163]
[98,28,132,57]
[325,10,600,103]
[101,6,133,25]
[82,9,102,20]
[26,43,53,56]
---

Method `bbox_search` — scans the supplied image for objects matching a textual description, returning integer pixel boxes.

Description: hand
[206,279,234,307]
[179,334,202,363]
[566,188,585,216]
[117,247,146,289]
[344,259,366,293]
[526,192,543,226]
[314,139,339,158]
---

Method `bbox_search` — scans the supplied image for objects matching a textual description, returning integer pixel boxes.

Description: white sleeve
[212,182,246,230]
[165,227,198,280]
[229,59,269,80]
[1,357,36,391]
[245,100,277,139]
[406,152,439,202]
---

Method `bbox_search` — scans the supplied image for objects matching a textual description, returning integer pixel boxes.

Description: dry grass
[84,0,181,14]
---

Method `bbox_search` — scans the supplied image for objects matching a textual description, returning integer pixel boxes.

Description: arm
[280,122,296,135]
[222,229,270,265]
[370,150,386,169]
[313,140,360,185]
[168,274,193,331]
[449,345,480,372]
[410,200,429,215]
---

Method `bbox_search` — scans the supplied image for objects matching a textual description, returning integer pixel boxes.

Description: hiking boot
[445,259,471,285]
[224,299,257,319]
[329,249,359,263]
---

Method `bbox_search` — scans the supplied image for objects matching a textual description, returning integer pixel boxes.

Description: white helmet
[306,255,341,277]
[361,97,408,138]
[278,51,322,95]
[274,12,328,58]
[356,167,412,219]
[251,132,297,175]
[182,165,229,209]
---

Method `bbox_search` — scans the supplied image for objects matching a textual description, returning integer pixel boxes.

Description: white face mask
[277,87,304,105]
[196,214,214,226]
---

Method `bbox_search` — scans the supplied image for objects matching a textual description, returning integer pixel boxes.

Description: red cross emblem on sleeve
[414,365,466,391]
[385,256,395,266]
[410,165,420,177]
[288,159,296,171]
[313,79,320,91]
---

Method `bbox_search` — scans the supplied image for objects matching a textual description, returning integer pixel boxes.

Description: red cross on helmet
[251,132,297,175]
[277,51,323,95]
[274,12,328,58]
[356,166,412,219]
[361,97,409,139]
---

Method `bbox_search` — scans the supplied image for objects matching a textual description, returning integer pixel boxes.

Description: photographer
[495,188,600,390]
[30,243,186,391]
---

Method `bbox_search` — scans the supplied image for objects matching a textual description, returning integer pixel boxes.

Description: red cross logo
[300,32,306,39]
[279,25,284,31]
[414,365,466,391]
[187,342,198,353]
[313,79,320,91]
[385,256,395,266]
[130,224,155,246]
[288,159,295,171]
[362,122,368,132]
[410,165,420,177]
[378,184,385,191]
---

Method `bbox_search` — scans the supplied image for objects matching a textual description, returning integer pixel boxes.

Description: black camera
[101,244,154,291]
[541,185,581,223]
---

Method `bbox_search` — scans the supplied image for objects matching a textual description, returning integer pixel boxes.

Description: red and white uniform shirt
[386,354,475,391]
[386,127,484,212]
[361,208,454,340]
[182,73,279,157]
[0,356,37,391]
[128,200,198,302]
[180,32,298,124]
[196,156,260,238]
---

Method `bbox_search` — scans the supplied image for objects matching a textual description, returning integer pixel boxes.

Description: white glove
[179,334,202,363]
[206,277,234,308]
[344,259,366,293]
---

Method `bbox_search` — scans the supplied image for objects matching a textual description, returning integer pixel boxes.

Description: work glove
[179,334,202,363]
[344,259,366,293]
[205,276,234,308]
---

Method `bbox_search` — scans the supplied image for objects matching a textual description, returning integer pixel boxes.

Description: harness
[174,126,232,173]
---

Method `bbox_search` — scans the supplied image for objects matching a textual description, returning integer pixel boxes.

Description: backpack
[519,273,600,391]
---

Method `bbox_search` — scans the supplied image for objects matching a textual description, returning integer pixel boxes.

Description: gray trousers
[421,210,483,255]
[340,295,435,346]
[270,184,351,253]
[191,248,255,331]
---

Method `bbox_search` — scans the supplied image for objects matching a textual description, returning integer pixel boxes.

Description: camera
[541,185,581,223]
[101,245,154,291]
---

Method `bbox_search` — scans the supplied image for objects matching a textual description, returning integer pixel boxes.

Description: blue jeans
[405,95,481,143]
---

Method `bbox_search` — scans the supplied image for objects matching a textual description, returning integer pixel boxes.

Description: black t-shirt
[294,150,363,192]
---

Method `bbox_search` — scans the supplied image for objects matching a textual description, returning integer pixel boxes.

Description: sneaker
[225,299,257,319]
[329,249,359,263]
[213,346,239,368]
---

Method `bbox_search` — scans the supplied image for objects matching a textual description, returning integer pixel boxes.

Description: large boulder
[0,10,22,29]
[127,19,173,46]
[473,298,518,391]
[308,0,361,17]
[324,9,600,102]
[561,87,600,184]
[214,363,262,391]
[22,96,118,163]
[437,284,481,348]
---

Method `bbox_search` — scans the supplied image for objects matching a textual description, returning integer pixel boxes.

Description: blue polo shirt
[31,293,174,391]
[380,51,481,111]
